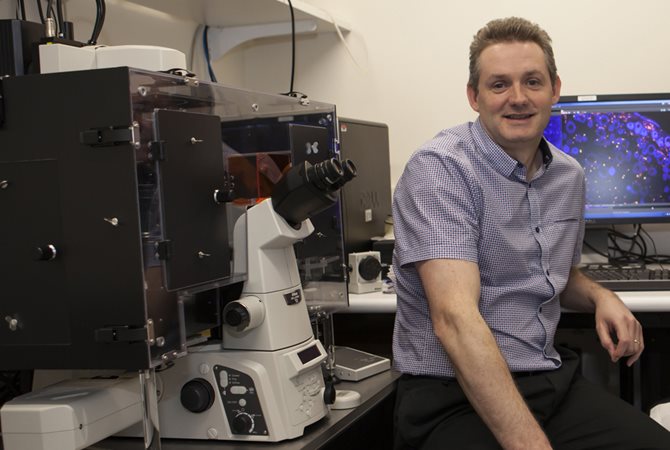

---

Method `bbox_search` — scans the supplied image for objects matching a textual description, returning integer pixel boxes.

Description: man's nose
[509,84,528,105]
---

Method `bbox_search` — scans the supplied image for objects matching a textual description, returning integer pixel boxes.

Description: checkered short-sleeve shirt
[392,119,586,377]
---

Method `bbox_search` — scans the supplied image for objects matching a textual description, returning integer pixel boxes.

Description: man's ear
[467,84,480,112]
[552,75,562,104]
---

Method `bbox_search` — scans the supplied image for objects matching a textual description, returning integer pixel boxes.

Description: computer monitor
[544,93,670,224]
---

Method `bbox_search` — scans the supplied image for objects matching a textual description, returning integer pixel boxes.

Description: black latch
[95,325,147,343]
[149,140,166,161]
[155,240,172,260]
[80,126,134,147]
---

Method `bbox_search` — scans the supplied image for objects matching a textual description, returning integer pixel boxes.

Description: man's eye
[492,82,506,90]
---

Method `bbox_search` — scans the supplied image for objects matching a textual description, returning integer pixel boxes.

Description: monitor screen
[544,93,670,224]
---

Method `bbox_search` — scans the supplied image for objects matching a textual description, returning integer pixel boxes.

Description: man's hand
[561,266,643,367]
[593,291,644,366]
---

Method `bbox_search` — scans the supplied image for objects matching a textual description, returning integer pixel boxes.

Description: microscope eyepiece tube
[306,158,343,191]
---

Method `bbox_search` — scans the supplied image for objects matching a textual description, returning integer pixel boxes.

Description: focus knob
[224,303,250,328]
[358,255,382,281]
[180,378,215,413]
[231,412,254,434]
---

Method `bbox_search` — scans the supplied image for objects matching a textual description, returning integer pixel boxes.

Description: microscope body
[156,199,329,441]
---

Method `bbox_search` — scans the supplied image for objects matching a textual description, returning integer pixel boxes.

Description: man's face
[467,41,561,155]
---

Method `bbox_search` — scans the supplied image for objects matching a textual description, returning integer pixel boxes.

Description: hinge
[80,124,137,147]
[149,140,166,161]
[95,325,147,343]
[155,240,172,260]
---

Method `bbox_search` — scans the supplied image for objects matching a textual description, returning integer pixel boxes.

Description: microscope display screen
[297,344,322,364]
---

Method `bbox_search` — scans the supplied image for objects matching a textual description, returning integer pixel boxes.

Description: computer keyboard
[580,264,670,291]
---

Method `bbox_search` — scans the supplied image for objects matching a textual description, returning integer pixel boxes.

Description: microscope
[151,157,356,441]
[0,66,354,448]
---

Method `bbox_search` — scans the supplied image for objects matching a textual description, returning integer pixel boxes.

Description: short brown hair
[468,17,558,95]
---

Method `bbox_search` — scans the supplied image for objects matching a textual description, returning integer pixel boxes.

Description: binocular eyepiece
[306,158,357,192]
[272,158,357,227]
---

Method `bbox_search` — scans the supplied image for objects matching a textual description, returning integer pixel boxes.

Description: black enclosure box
[0,67,342,370]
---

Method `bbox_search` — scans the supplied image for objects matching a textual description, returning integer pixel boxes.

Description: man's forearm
[560,266,606,312]
[440,316,552,450]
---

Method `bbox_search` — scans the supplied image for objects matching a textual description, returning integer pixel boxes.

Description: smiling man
[391,17,670,449]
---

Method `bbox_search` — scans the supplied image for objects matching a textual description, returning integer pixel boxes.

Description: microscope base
[147,338,328,442]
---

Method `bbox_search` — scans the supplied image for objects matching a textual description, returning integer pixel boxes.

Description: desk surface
[88,370,399,450]
[347,290,670,314]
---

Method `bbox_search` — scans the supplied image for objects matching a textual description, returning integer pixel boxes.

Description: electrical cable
[279,0,308,102]
[18,0,27,21]
[609,224,670,264]
[94,0,106,45]
[88,0,106,45]
[583,239,609,258]
[640,226,670,267]
[587,224,670,267]
[36,0,45,23]
[285,0,296,94]
[607,224,653,265]
[203,25,217,82]
[56,0,64,37]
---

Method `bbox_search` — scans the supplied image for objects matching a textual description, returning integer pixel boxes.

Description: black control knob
[358,256,382,281]
[180,378,215,413]
[213,188,234,204]
[231,413,254,434]
[224,303,250,328]
[34,244,57,261]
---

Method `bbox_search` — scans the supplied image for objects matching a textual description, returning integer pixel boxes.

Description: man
[392,16,670,449]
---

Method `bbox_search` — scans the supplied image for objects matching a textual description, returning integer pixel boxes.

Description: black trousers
[394,347,670,449]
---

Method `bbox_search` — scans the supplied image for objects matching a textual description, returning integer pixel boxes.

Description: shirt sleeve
[393,142,481,269]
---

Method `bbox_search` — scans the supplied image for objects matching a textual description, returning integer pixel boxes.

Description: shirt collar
[472,118,554,178]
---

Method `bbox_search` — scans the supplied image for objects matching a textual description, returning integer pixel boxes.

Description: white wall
[224,0,670,189]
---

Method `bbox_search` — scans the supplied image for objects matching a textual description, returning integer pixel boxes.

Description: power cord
[279,0,309,104]
[604,224,670,267]
[16,0,27,20]
[202,25,217,82]
[88,0,106,45]
[36,0,45,23]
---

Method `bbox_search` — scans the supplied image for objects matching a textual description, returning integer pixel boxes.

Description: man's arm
[417,258,552,450]
[560,266,643,366]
